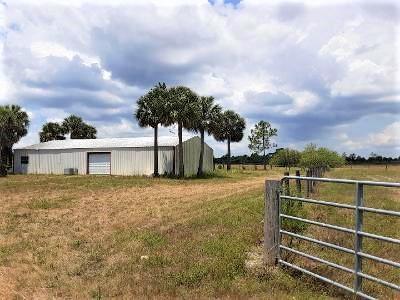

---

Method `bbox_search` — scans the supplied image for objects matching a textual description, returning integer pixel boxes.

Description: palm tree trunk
[153,125,159,177]
[197,128,205,176]
[178,122,184,177]
[227,136,231,171]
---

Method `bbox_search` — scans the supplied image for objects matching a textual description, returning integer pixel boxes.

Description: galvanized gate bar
[359,206,400,217]
[357,272,400,291]
[280,195,356,209]
[353,183,364,294]
[279,245,354,273]
[358,252,400,268]
[278,260,376,300]
[277,175,400,300]
[283,176,400,187]
[281,213,355,233]
[358,231,400,245]
[280,230,355,254]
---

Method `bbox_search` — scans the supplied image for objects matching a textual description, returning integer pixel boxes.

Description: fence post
[306,169,311,197]
[264,180,280,266]
[354,183,364,294]
[295,170,301,195]
[284,171,290,195]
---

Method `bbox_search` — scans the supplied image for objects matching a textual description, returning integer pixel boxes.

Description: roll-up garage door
[88,153,111,175]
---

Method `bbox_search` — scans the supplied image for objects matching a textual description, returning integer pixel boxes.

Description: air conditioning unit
[64,168,78,175]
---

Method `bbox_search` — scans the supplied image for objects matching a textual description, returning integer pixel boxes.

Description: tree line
[135,83,246,177]
[217,144,346,170]
[343,152,400,164]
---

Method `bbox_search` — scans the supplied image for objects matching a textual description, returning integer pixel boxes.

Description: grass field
[0,165,398,299]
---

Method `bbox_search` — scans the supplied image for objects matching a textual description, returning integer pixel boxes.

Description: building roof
[15,136,193,150]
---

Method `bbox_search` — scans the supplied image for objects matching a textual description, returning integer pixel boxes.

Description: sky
[1,0,399,157]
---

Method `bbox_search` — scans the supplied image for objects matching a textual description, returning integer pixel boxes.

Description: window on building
[21,156,29,164]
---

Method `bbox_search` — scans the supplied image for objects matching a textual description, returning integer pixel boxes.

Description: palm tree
[0,105,30,176]
[190,96,221,176]
[135,82,169,177]
[62,115,97,139]
[213,110,246,171]
[39,122,67,142]
[167,86,200,177]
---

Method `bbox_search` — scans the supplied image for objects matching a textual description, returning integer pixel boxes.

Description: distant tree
[135,82,169,177]
[190,96,222,176]
[213,110,246,171]
[248,120,277,170]
[167,86,200,177]
[0,105,30,176]
[270,148,301,170]
[39,122,67,142]
[62,115,97,139]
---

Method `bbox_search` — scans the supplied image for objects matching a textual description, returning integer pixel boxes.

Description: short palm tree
[39,122,67,142]
[213,110,246,171]
[190,96,221,176]
[62,115,97,139]
[167,86,200,177]
[0,105,30,176]
[135,82,169,177]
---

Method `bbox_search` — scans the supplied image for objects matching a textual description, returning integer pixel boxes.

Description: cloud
[2,0,400,157]
[338,122,400,151]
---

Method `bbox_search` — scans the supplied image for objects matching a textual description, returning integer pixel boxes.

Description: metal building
[13,136,214,176]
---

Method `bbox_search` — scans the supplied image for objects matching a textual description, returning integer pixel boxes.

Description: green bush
[300,143,345,169]
[270,148,301,169]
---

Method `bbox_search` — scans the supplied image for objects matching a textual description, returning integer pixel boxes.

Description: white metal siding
[14,147,176,176]
[88,153,111,175]
[13,136,212,177]
[175,136,214,176]
[111,147,174,176]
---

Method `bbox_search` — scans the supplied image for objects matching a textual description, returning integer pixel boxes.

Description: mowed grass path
[0,166,398,299]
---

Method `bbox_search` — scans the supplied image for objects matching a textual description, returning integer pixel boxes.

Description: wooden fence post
[284,171,290,195]
[264,180,280,266]
[306,169,311,197]
[295,169,301,195]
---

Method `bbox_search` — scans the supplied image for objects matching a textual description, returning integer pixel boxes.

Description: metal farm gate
[264,176,400,300]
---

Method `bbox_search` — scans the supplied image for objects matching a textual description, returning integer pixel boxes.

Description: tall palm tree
[0,105,30,176]
[167,86,200,177]
[135,82,169,177]
[166,86,200,177]
[39,122,67,142]
[213,110,246,171]
[190,96,221,176]
[62,115,97,139]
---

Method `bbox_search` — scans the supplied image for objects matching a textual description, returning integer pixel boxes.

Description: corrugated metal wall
[14,147,175,176]
[175,136,214,176]
[14,149,87,175]
[111,147,174,176]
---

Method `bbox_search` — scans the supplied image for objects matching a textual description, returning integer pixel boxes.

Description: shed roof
[16,136,193,150]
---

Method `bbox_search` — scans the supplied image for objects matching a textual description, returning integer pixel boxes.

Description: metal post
[354,183,364,294]
[264,180,280,266]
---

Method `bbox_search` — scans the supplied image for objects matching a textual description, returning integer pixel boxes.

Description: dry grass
[0,168,304,299]
[0,165,398,299]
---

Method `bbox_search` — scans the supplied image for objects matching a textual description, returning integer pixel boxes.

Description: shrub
[270,148,301,169]
[300,143,345,169]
